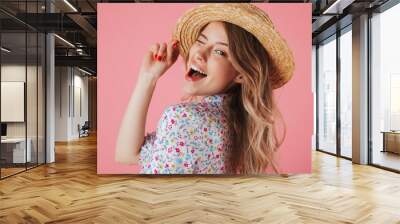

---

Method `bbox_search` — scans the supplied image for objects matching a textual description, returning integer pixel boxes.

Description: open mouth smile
[185,65,207,82]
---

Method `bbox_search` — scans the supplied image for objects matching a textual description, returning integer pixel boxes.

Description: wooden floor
[1,167,26,178]
[1,134,400,223]
[1,163,45,178]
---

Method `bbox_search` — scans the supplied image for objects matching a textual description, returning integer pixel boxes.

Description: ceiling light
[63,0,78,12]
[78,67,93,76]
[1,47,11,53]
[54,34,75,48]
[322,0,355,15]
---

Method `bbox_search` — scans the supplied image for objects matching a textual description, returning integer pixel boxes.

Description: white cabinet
[1,138,32,163]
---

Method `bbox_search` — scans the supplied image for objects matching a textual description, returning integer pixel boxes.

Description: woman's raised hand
[138,39,180,83]
[116,39,179,165]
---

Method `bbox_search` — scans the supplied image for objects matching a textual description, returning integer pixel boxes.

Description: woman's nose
[194,48,207,62]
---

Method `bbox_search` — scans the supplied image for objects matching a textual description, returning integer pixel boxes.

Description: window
[370,2,400,171]
[339,27,352,158]
[317,35,337,154]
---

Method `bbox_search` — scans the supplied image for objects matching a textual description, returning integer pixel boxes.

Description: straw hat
[173,3,295,89]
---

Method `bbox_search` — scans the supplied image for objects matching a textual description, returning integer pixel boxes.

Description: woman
[115,3,295,174]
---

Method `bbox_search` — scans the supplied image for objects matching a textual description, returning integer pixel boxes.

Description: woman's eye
[195,39,204,45]
[214,50,226,56]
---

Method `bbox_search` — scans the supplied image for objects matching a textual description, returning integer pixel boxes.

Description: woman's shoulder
[162,100,223,119]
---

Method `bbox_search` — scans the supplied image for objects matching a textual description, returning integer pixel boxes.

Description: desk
[1,138,31,163]
[381,131,400,154]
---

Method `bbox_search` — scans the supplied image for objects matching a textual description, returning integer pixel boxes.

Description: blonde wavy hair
[182,22,286,174]
[222,22,286,174]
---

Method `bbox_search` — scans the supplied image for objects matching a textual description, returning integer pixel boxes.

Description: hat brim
[173,3,295,89]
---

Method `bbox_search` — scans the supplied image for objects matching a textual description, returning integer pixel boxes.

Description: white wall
[1,65,41,137]
[1,65,28,141]
[55,67,70,141]
[72,73,89,138]
[55,67,89,141]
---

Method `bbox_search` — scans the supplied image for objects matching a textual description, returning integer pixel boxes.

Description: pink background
[97,3,312,174]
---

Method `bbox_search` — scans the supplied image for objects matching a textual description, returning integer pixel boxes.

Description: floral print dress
[139,94,231,174]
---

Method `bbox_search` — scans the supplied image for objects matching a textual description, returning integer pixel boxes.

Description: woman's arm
[115,76,156,164]
[115,39,179,164]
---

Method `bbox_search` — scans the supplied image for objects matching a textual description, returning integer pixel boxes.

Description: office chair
[79,121,90,138]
